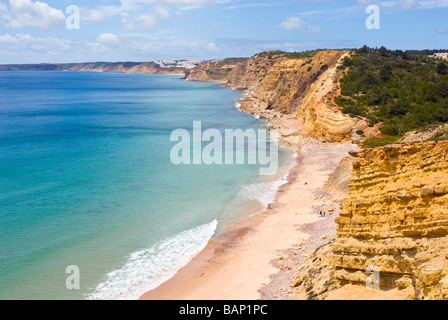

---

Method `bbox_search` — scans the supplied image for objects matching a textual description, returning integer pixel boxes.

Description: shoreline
[140,85,358,300]
[140,162,300,300]
[140,137,356,300]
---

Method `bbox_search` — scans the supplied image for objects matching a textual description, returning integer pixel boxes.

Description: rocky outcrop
[323,157,355,199]
[330,141,448,299]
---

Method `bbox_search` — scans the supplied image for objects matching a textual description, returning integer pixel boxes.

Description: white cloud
[163,0,215,4]
[98,5,124,17]
[96,33,119,44]
[436,27,447,34]
[298,10,325,16]
[120,0,158,11]
[206,41,218,50]
[121,12,158,29]
[5,0,66,30]
[96,0,218,29]
[0,33,358,64]
[418,0,448,8]
[80,7,106,22]
[281,17,305,31]
[0,32,19,44]
[175,4,203,10]
[358,0,379,4]
[155,5,170,19]
[396,0,417,10]
[0,32,69,54]
[281,16,322,34]
[116,0,214,12]
[357,0,448,10]
[308,25,322,34]
[99,0,213,29]
[224,2,278,10]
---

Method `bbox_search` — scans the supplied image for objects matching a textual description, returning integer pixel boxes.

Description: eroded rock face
[331,141,448,299]
[323,157,355,199]
[225,52,289,91]
[227,50,359,142]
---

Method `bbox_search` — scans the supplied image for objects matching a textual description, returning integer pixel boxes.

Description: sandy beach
[140,122,357,300]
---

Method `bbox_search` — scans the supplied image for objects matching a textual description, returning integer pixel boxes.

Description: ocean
[0,71,294,300]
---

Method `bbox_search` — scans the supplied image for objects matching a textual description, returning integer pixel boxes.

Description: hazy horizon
[2,47,448,66]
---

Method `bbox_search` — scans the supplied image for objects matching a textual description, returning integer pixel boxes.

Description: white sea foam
[234,101,260,119]
[86,220,218,300]
[237,149,296,215]
[238,177,288,209]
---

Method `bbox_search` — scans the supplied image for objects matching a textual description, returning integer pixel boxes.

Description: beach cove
[140,84,358,300]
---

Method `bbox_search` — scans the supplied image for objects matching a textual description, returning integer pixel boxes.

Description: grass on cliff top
[336,45,448,147]
[203,67,234,80]
[212,57,249,67]
[361,136,400,148]
[256,49,327,60]
[200,58,249,80]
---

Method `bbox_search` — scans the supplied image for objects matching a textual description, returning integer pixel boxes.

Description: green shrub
[380,125,399,136]
[337,46,448,145]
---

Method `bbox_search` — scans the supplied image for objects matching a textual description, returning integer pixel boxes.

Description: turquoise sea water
[0,71,294,300]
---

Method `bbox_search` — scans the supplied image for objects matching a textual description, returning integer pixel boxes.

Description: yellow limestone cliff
[229,50,359,142]
[329,141,448,299]
[187,50,448,299]
[186,50,360,143]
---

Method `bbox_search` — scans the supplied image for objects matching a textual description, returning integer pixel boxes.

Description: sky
[0,0,447,63]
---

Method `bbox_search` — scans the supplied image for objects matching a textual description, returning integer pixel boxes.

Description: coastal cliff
[0,60,203,74]
[185,48,448,300]
[287,141,448,300]
[329,141,448,299]
[61,62,184,74]
[186,50,360,143]
[194,48,448,300]
[187,49,448,300]
[234,50,361,142]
